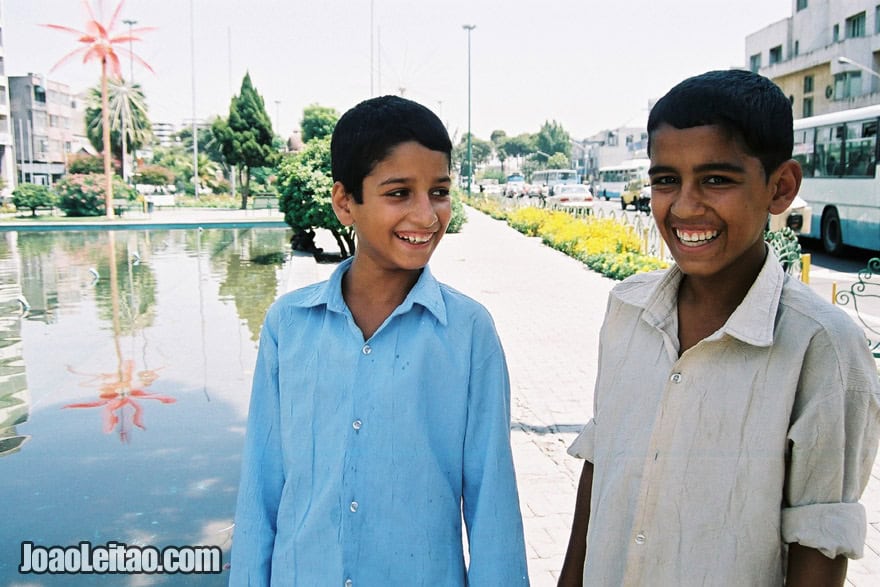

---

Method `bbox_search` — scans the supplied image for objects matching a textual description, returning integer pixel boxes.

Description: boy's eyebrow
[648,162,746,175]
[377,175,452,186]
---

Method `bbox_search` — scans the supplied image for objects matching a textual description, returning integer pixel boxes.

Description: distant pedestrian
[230,95,529,585]
[559,69,880,586]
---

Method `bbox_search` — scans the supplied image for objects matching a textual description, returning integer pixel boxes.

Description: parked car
[621,179,651,214]
[768,195,812,235]
[545,184,594,211]
[504,178,526,197]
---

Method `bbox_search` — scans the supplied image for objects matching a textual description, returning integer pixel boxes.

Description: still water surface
[0,227,297,585]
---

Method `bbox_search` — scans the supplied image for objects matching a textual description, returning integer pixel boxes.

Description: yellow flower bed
[466,197,669,280]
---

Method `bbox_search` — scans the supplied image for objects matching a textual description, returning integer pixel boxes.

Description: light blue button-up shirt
[231,258,529,585]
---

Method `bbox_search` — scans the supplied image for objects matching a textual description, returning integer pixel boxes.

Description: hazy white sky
[4,0,792,142]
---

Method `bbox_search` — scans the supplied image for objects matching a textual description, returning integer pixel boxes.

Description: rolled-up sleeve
[568,419,596,461]
[230,304,286,583]
[782,328,880,559]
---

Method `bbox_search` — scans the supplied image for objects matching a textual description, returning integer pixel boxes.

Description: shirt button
[350,501,359,512]
[362,344,372,355]
[345,580,353,587]
[670,372,682,383]
[635,532,646,545]
[352,419,362,430]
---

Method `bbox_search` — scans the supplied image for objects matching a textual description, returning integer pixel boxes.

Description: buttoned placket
[342,334,377,582]
[625,361,687,581]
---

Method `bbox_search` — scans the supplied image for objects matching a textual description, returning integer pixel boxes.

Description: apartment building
[0,2,16,199]
[9,74,76,186]
[747,0,880,119]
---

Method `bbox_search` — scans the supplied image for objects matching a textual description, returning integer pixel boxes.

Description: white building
[746,0,880,119]
[0,2,16,199]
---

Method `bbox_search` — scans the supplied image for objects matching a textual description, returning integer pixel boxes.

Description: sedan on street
[545,184,594,211]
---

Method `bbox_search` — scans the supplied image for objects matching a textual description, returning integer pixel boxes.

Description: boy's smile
[334,140,452,277]
[648,123,797,288]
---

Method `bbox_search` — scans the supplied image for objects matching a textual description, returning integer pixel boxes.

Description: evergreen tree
[212,73,276,209]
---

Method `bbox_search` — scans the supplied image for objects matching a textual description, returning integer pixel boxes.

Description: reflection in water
[65,360,173,442]
[0,226,293,585]
[0,233,30,456]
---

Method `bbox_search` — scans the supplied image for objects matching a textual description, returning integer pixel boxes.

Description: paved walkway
[6,205,879,584]
[289,206,880,586]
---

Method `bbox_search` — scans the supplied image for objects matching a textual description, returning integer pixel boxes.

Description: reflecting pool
[0,226,297,585]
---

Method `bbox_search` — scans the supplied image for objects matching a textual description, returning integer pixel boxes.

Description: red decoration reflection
[64,360,174,442]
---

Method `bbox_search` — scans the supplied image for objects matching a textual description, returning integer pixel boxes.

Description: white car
[544,184,594,210]
[768,195,812,235]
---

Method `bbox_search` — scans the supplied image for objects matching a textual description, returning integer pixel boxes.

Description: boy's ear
[768,159,803,215]
[331,181,355,226]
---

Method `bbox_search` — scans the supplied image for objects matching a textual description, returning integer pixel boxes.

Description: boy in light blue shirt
[230,95,529,585]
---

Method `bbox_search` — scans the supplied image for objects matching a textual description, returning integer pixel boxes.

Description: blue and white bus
[793,105,880,253]
[596,158,650,200]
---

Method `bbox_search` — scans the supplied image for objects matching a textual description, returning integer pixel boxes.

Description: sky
[4,0,793,143]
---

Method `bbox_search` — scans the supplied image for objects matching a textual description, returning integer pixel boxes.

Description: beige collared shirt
[569,252,880,585]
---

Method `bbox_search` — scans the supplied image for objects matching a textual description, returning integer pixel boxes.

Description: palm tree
[85,79,153,178]
[44,0,154,218]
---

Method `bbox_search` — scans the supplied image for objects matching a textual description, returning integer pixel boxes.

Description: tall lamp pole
[190,0,200,198]
[462,24,475,196]
[122,19,137,184]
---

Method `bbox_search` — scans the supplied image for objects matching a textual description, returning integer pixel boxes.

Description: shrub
[67,154,107,175]
[134,165,175,186]
[446,194,468,233]
[12,183,57,216]
[54,175,137,217]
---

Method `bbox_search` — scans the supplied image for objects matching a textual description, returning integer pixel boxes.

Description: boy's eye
[703,176,732,185]
[386,189,409,198]
[430,188,451,198]
[650,176,678,186]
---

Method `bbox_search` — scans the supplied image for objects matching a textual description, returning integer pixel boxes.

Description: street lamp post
[190,0,199,198]
[462,24,475,196]
[837,56,880,94]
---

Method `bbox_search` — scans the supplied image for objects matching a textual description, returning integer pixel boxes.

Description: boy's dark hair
[331,95,452,203]
[647,69,793,180]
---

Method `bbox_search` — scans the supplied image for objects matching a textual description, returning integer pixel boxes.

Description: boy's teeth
[397,233,431,244]
[676,229,718,244]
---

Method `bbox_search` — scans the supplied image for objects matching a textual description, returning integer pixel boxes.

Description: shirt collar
[617,246,785,348]
[293,256,448,326]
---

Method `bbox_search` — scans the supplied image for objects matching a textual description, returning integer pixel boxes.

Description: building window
[749,53,762,73]
[834,71,862,99]
[803,97,814,118]
[769,46,783,65]
[33,86,46,103]
[834,24,840,42]
[846,12,866,38]
[794,40,799,56]
[804,75,814,93]
[797,0,808,10]
[877,5,880,33]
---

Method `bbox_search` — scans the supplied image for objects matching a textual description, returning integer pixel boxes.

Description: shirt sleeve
[461,312,530,584]
[229,304,286,583]
[782,324,880,559]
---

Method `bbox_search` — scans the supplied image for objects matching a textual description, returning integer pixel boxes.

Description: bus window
[844,120,877,177]
[815,124,844,176]
[793,128,815,177]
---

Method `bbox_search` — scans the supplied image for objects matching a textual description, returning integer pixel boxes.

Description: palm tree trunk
[102,58,114,218]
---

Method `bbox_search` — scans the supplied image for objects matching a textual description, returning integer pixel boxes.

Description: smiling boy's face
[332,140,452,277]
[648,123,798,286]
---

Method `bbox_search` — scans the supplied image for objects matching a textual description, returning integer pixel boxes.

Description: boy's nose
[672,182,705,217]
[410,193,439,227]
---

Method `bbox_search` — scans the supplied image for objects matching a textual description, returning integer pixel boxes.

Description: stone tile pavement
[291,206,880,586]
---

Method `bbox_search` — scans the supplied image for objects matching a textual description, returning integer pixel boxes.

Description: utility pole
[462,24,476,196]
